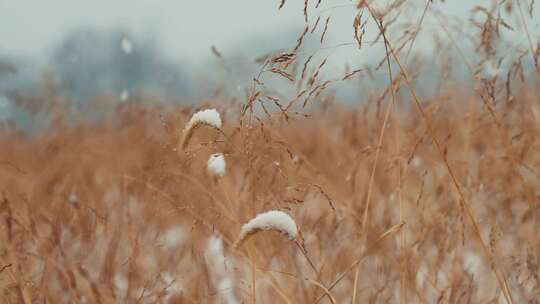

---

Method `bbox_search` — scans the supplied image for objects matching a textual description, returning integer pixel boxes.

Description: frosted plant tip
[235,210,298,248]
[184,108,222,131]
[180,109,222,150]
[207,153,226,178]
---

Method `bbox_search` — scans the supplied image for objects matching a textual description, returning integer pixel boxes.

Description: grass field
[1,1,540,303]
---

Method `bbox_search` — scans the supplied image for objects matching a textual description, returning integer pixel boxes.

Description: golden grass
[0,90,539,303]
[2,1,540,303]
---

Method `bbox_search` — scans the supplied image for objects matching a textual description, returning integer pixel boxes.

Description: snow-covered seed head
[180,109,222,150]
[185,109,222,130]
[207,153,226,178]
[235,210,298,248]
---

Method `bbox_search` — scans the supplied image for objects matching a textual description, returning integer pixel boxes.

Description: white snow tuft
[207,153,226,177]
[162,225,186,250]
[180,108,222,149]
[218,278,239,304]
[237,210,298,247]
[184,108,222,131]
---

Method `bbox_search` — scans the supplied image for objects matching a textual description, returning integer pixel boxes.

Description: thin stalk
[368,6,514,303]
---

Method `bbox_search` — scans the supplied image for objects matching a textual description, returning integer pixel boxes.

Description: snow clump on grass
[235,210,298,248]
[181,109,222,149]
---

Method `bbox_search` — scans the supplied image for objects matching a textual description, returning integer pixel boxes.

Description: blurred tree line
[0,28,193,104]
[50,28,192,101]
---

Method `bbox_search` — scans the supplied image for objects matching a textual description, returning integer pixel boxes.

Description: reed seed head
[235,210,298,248]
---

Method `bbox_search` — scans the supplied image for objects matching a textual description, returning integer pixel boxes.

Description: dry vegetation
[2,0,540,303]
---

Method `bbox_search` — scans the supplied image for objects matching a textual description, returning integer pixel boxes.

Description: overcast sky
[0,0,306,61]
[0,1,538,64]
